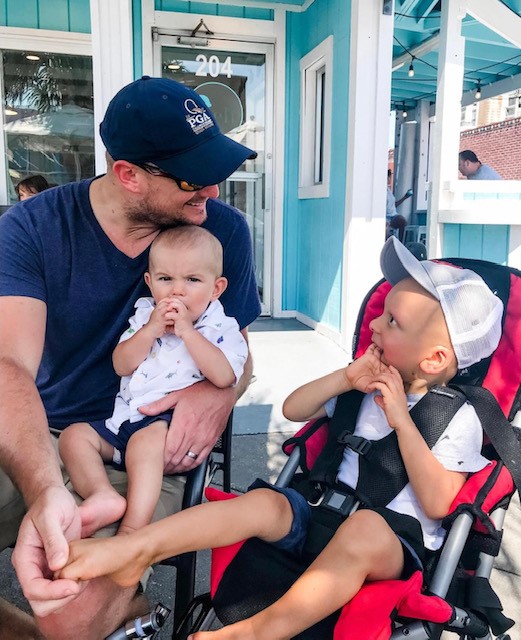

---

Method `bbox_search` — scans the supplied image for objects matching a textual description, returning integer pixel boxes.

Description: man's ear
[211,276,228,300]
[112,160,143,194]
[419,345,456,376]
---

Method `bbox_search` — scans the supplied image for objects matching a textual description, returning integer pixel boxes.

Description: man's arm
[0,296,58,502]
[139,327,253,473]
[0,296,83,613]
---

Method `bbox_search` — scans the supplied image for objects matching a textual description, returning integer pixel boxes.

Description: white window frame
[0,27,92,204]
[298,36,333,200]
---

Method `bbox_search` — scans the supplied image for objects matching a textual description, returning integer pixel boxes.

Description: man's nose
[199,184,219,198]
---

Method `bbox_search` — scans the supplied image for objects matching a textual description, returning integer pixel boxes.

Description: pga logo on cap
[184,98,214,135]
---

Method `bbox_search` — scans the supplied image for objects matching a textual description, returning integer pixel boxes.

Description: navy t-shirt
[0,178,260,427]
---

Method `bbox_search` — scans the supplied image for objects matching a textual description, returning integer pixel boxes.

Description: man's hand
[139,380,235,473]
[12,485,84,617]
[58,536,147,589]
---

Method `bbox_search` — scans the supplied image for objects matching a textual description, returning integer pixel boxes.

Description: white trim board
[0,27,91,54]
[153,0,316,13]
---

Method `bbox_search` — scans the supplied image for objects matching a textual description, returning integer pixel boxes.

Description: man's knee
[35,578,145,640]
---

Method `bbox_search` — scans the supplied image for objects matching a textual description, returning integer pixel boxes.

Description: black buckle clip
[320,488,360,517]
[339,433,372,456]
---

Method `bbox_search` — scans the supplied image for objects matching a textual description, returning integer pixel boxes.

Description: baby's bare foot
[79,491,126,537]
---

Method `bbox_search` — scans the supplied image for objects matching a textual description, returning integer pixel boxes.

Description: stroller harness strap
[305,385,467,508]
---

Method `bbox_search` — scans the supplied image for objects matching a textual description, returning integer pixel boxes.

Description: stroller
[174,256,521,640]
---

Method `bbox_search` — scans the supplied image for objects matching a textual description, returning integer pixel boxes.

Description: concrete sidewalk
[0,318,519,638]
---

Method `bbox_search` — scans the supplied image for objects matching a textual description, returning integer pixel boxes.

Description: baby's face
[369,278,451,381]
[146,243,222,321]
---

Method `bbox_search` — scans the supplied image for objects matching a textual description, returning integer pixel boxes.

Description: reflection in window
[2,50,94,202]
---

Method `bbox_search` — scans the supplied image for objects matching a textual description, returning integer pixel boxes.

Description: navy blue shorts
[89,411,173,470]
[247,480,424,576]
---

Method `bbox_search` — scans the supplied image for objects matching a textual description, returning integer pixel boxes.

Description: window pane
[2,50,94,202]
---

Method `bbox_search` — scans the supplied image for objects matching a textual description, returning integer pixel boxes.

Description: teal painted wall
[443,224,510,264]
[155,1,274,20]
[132,0,143,78]
[283,0,350,331]
[0,0,90,32]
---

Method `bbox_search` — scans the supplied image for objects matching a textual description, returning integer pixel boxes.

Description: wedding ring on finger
[185,450,198,460]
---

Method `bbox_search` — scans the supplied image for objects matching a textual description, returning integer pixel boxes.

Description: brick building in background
[459,116,521,180]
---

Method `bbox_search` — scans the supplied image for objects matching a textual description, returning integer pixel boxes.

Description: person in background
[386,169,413,219]
[15,175,50,201]
[458,150,502,180]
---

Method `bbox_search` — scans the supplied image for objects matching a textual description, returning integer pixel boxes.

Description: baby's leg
[59,423,126,537]
[60,488,295,587]
[190,509,405,640]
[118,421,168,535]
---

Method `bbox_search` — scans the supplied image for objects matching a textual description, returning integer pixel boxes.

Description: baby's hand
[344,344,390,393]
[367,365,411,430]
[166,298,194,338]
[147,298,175,337]
[57,537,147,588]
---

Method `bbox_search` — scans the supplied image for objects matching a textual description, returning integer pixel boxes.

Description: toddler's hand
[166,298,194,338]
[367,365,411,429]
[344,344,390,393]
[147,298,175,337]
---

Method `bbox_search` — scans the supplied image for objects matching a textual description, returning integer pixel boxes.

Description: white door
[154,35,273,315]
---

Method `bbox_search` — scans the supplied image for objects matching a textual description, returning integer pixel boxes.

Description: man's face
[458,157,472,177]
[126,168,220,227]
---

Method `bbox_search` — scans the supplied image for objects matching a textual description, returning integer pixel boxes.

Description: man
[458,150,502,180]
[0,76,261,639]
[386,169,413,219]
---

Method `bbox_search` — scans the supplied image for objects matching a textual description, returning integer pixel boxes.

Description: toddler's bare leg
[189,509,405,640]
[59,423,126,537]
[118,421,168,535]
[60,488,295,587]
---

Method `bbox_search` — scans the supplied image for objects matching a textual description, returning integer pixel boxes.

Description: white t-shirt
[106,298,248,434]
[326,391,490,550]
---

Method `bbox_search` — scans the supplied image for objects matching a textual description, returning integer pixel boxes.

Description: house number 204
[195,54,233,79]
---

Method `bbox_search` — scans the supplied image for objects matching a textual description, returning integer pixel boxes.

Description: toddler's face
[145,243,224,322]
[369,278,450,381]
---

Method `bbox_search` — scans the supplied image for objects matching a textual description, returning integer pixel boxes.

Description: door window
[159,43,271,312]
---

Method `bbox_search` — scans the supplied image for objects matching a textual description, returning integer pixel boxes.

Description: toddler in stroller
[59,237,516,640]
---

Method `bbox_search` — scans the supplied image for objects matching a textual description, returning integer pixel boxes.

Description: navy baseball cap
[100,76,257,186]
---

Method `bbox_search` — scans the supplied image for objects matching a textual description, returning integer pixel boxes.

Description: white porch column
[341,0,394,348]
[427,0,466,257]
[415,100,431,213]
[90,0,134,173]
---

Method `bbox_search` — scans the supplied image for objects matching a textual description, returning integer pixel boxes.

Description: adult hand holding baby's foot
[58,536,148,588]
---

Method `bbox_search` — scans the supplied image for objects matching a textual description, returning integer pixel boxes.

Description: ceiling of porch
[391,0,521,110]
[263,0,521,109]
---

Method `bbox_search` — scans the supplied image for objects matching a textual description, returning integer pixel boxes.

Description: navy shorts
[248,479,312,555]
[247,480,424,576]
[89,411,173,470]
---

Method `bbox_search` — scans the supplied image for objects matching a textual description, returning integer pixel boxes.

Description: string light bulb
[475,79,482,100]
[408,57,415,77]
[402,104,408,118]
